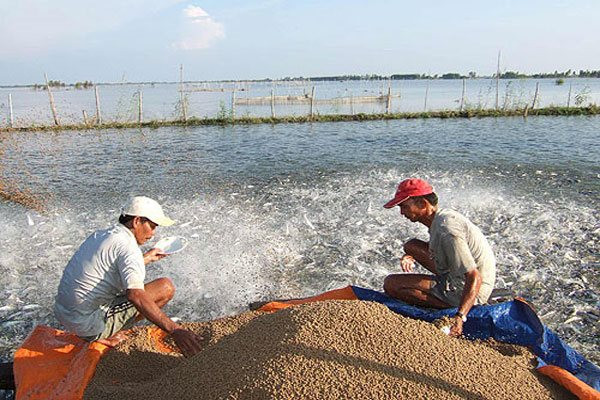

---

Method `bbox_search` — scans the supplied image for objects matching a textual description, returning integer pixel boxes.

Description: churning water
[0,116,598,365]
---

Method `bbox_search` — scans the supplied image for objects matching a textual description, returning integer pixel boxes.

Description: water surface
[0,115,598,364]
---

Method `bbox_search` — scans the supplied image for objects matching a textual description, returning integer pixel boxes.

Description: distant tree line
[271,69,600,82]
[499,69,600,79]
[74,80,94,89]
[31,80,94,90]
[5,69,600,90]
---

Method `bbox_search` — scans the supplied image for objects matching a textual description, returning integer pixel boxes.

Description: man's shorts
[429,276,493,307]
[82,295,139,341]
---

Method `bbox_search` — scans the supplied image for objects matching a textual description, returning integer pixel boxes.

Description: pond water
[0,115,598,365]
[1,78,599,127]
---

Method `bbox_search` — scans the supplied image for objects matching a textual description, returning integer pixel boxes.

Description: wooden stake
[460,78,466,112]
[179,64,187,122]
[424,82,429,112]
[8,93,14,128]
[310,86,315,118]
[495,50,501,110]
[524,104,529,118]
[567,83,572,108]
[82,110,88,125]
[231,88,236,120]
[397,83,401,112]
[94,86,102,124]
[532,82,539,109]
[44,73,60,126]
[350,92,354,115]
[138,90,143,124]
[502,81,510,111]
[386,84,392,114]
[271,88,275,118]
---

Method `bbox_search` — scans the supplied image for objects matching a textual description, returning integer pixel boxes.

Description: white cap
[121,196,174,226]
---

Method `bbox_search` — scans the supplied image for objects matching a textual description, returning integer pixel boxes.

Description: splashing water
[0,117,598,365]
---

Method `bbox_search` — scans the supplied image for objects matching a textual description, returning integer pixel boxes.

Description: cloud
[173,5,225,50]
[0,0,186,58]
[184,5,209,18]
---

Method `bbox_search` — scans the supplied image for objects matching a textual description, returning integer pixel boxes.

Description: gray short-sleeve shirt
[429,208,496,304]
[54,224,145,337]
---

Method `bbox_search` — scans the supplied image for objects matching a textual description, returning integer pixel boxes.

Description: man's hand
[171,328,203,357]
[400,254,415,272]
[449,316,463,337]
[144,248,167,265]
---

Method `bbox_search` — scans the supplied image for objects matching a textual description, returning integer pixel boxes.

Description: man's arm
[127,288,202,357]
[449,269,482,337]
[143,248,167,265]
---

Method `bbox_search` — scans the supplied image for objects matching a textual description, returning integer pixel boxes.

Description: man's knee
[383,274,400,296]
[403,238,424,256]
[155,277,175,302]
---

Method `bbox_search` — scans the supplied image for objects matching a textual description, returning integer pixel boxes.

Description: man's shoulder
[433,209,470,235]
[435,208,468,224]
[105,224,134,241]
[87,224,136,251]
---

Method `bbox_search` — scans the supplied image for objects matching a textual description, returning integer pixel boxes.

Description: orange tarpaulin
[258,285,357,312]
[12,286,600,400]
[539,366,600,400]
[13,325,175,400]
[13,325,110,400]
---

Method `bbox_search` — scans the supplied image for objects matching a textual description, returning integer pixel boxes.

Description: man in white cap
[55,196,202,357]
[383,178,496,337]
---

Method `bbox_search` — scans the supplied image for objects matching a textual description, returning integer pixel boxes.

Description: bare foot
[96,331,129,347]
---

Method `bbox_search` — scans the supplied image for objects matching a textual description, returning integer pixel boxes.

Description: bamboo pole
[179,64,187,122]
[94,86,102,124]
[460,78,466,112]
[386,84,392,114]
[532,82,540,109]
[138,90,143,124]
[82,110,88,125]
[8,93,14,128]
[310,86,315,118]
[44,73,60,126]
[231,88,236,120]
[502,82,510,111]
[397,83,401,112]
[424,82,429,112]
[495,50,501,110]
[567,83,572,108]
[350,92,354,115]
[271,88,275,118]
[523,104,529,118]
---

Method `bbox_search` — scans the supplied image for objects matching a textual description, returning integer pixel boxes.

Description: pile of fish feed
[85,300,573,400]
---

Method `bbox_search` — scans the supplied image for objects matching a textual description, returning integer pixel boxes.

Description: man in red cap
[383,178,496,336]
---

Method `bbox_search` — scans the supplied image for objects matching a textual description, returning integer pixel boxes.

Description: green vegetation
[3,69,600,89]
[256,69,600,82]
[441,73,462,80]
[74,80,94,89]
[31,80,94,90]
[32,80,66,90]
[574,86,592,106]
[2,106,598,134]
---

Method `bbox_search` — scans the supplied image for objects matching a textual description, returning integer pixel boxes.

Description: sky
[1,0,599,85]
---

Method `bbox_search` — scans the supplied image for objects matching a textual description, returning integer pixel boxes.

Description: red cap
[383,178,434,208]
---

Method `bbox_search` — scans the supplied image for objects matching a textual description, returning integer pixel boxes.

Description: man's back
[429,208,496,300]
[54,224,145,336]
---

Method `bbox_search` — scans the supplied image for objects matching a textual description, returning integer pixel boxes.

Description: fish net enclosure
[85,300,573,400]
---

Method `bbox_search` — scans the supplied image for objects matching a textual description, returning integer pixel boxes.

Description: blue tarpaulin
[351,286,600,392]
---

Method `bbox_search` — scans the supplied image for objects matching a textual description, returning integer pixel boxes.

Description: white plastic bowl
[153,236,188,254]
